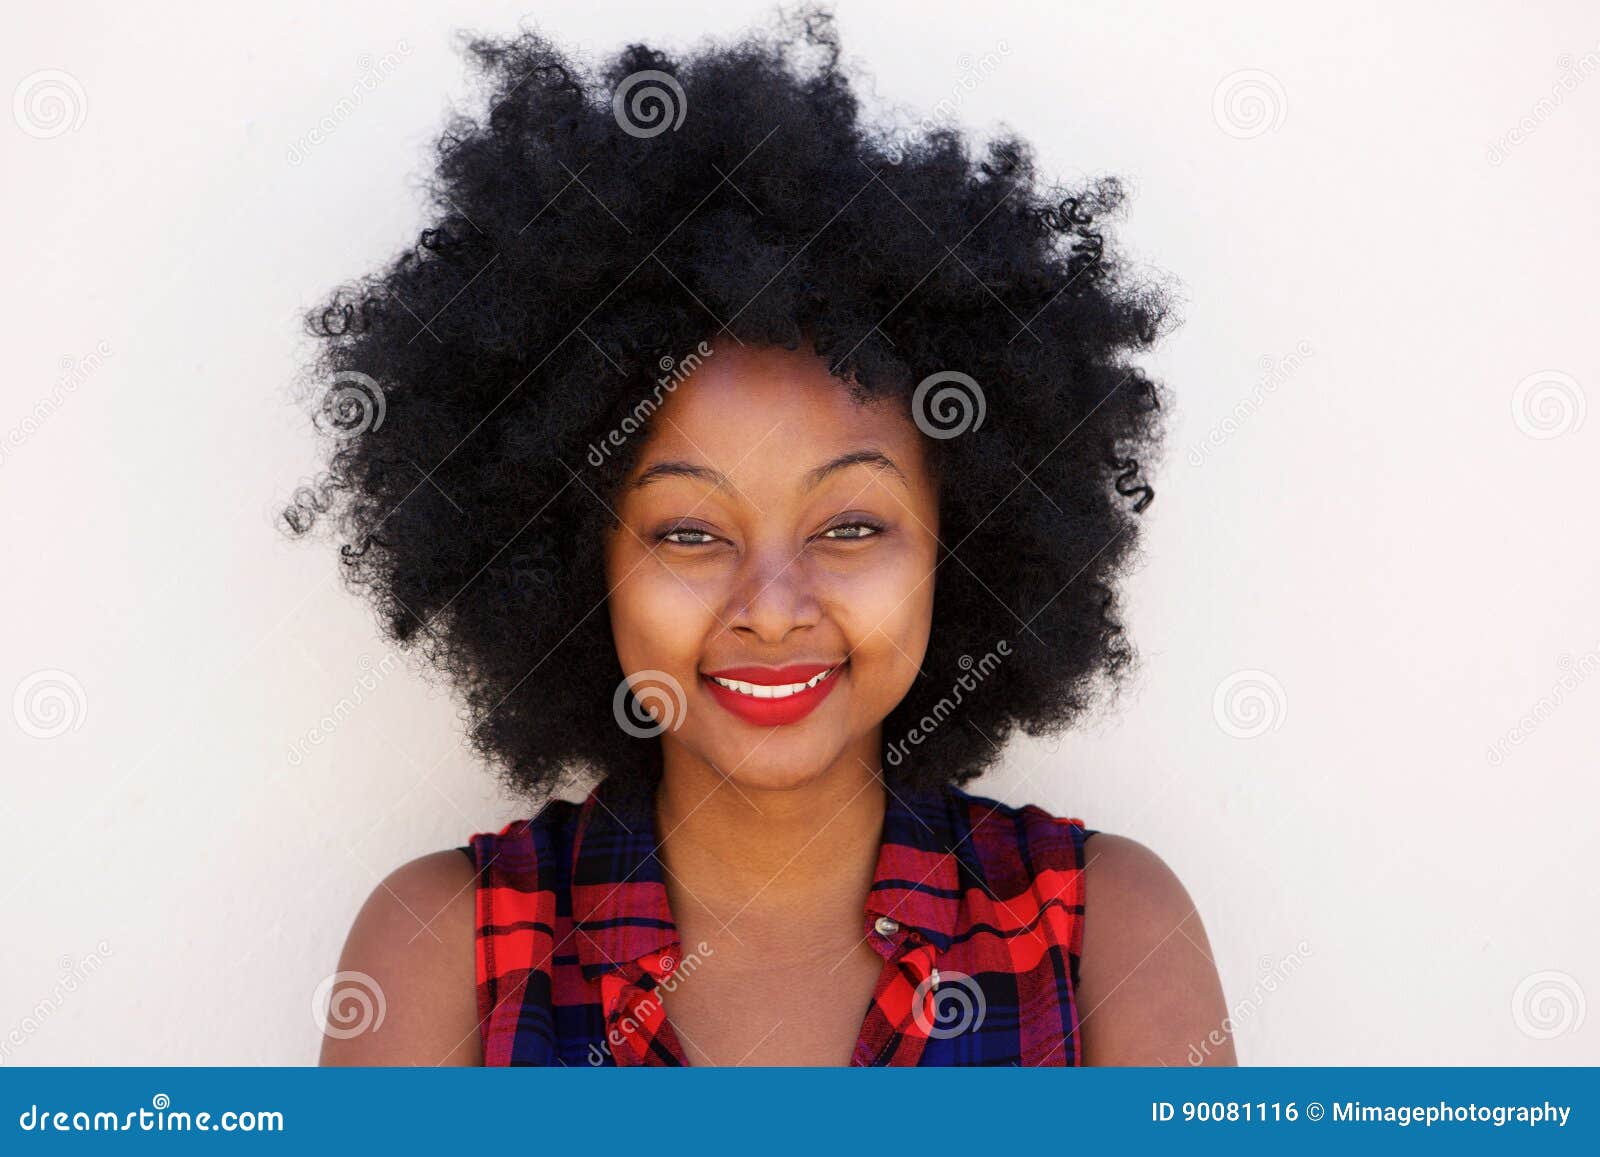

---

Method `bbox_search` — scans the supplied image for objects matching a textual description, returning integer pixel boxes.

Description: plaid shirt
[459,774,1091,1066]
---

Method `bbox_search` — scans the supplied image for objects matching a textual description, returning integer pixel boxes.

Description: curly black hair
[282,6,1173,807]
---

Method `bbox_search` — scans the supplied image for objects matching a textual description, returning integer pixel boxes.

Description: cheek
[832,539,936,683]
[606,561,713,675]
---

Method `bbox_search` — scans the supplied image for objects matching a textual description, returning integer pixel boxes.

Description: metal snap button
[874,915,900,936]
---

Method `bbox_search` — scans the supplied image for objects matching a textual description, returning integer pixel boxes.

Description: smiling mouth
[704,666,840,699]
[698,661,847,725]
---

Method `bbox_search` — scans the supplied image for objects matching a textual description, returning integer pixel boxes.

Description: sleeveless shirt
[457,774,1092,1066]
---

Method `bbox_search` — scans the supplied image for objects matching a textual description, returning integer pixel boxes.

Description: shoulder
[318,848,481,1066]
[1076,832,1236,1066]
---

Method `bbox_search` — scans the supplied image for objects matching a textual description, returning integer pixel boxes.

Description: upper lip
[701,662,843,685]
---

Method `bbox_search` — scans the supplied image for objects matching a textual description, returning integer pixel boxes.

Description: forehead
[634,342,923,473]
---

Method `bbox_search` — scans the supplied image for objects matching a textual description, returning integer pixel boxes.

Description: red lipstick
[700,662,844,727]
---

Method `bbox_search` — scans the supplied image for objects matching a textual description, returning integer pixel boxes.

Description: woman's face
[603,340,941,793]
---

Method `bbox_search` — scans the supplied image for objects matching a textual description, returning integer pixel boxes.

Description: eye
[660,526,719,546]
[819,519,884,541]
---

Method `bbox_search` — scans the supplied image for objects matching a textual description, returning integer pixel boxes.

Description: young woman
[291,8,1233,1067]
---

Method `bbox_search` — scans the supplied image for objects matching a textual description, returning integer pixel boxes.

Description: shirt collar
[569,774,964,979]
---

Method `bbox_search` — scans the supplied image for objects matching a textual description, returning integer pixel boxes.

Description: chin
[728,764,825,793]
[695,732,855,795]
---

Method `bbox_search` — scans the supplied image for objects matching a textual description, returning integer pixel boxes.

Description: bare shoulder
[318,849,481,1066]
[1077,832,1235,1066]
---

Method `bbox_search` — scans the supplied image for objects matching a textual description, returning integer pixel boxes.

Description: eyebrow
[630,448,908,492]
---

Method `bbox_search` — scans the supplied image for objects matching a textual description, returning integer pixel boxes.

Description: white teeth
[708,666,838,699]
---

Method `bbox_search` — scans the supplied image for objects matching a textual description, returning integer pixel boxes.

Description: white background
[3,0,1596,1065]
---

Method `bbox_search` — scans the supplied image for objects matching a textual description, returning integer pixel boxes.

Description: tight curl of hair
[283,6,1173,808]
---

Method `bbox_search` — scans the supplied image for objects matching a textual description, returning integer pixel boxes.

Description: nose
[721,539,822,645]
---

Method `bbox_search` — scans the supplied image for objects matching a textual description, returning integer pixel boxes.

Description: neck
[652,736,887,942]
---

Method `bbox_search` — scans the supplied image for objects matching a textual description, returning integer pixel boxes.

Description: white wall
[3,0,1596,1064]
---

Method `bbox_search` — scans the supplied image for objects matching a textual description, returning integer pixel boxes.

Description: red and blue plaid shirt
[459,774,1091,1066]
